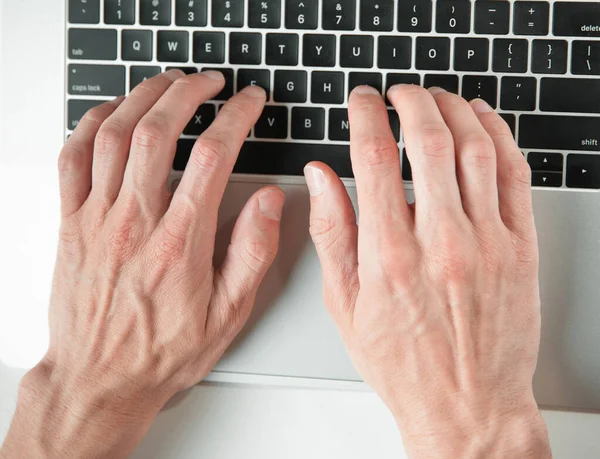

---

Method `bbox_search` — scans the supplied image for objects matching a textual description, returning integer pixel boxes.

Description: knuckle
[191,137,230,173]
[95,120,125,151]
[155,219,189,263]
[133,115,168,150]
[428,222,474,283]
[358,136,399,169]
[418,125,454,159]
[237,238,276,275]
[504,157,532,187]
[221,98,256,122]
[57,143,84,173]
[484,113,515,139]
[81,105,108,125]
[309,216,339,251]
[107,197,141,259]
[170,75,195,91]
[460,136,496,168]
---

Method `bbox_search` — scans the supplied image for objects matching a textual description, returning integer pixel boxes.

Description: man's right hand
[304,85,551,459]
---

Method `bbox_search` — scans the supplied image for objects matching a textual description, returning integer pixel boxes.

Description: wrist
[394,398,551,459]
[1,359,169,459]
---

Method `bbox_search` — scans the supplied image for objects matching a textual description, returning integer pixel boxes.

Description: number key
[212,0,244,27]
[104,0,135,25]
[176,0,208,26]
[323,0,356,31]
[360,0,394,32]
[140,0,171,25]
[285,0,318,29]
[398,0,432,32]
[436,0,471,34]
[249,0,281,28]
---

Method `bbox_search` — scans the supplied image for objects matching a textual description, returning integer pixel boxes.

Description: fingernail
[304,165,326,196]
[165,69,185,81]
[428,86,446,96]
[201,70,224,80]
[258,189,285,221]
[352,85,380,95]
[471,98,494,114]
[241,85,266,99]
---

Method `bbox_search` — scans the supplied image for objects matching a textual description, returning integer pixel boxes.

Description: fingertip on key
[164,69,186,81]
[471,98,494,114]
[201,70,225,81]
[240,84,267,99]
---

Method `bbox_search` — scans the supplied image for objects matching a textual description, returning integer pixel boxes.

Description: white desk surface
[2,2,600,457]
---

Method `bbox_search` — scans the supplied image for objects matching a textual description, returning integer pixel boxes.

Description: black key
[292,107,326,140]
[229,33,262,65]
[249,0,281,28]
[68,29,117,60]
[566,155,600,189]
[286,0,318,29]
[237,69,271,100]
[274,70,307,102]
[68,64,125,96]
[401,149,412,181]
[528,152,564,172]
[203,67,234,100]
[165,66,198,74]
[193,32,226,64]
[500,76,536,111]
[540,78,600,115]
[454,38,489,72]
[553,2,600,37]
[157,31,189,63]
[184,104,216,135]
[340,35,374,68]
[519,115,600,152]
[266,34,299,66]
[176,0,208,26]
[378,36,412,70]
[572,41,600,76]
[436,0,471,34]
[360,0,394,32]
[461,75,498,107]
[415,37,451,70]
[424,74,458,93]
[255,106,289,139]
[329,109,350,141]
[532,172,562,187]
[398,0,432,33]
[388,110,400,142]
[67,99,105,130]
[303,34,336,67]
[140,0,171,25]
[130,66,161,90]
[514,1,549,36]
[212,0,244,27]
[500,113,516,137]
[348,72,383,95]
[69,0,100,23]
[312,71,345,104]
[322,0,356,31]
[531,40,568,74]
[385,73,420,105]
[492,39,528,73]
[104,0,135,24]
[121,30,152,62]
[475,1,510,35]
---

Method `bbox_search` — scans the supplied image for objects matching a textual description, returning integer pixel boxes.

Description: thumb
[210,186,285,332]
[304,162,359,322]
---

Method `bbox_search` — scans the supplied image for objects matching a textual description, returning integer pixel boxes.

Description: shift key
[68,64,126,96]
[519,115,600,152]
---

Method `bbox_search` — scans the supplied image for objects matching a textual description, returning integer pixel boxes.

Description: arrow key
[527,152,563,172]
[566,154,600,189]
[532,171,562,188]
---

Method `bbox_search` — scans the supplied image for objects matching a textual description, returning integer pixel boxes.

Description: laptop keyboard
[66,0,600,189]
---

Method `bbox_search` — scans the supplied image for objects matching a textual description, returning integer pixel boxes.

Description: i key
[286,0,318,29]
[360,0,394,32]
[212,0,244,27]
[398,0,432,33]
[249,0,281,28]
[322,0,356,31]
[436,0,471,34]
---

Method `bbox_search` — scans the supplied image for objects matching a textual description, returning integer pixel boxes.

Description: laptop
[63,0,600,410]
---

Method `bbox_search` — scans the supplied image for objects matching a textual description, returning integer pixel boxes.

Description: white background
[2,1,600,458]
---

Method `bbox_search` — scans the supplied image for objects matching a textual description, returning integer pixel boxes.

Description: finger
[304,162,359,323]
[58,97,124,217]
[471,99,535,238]
[171,85,266,236]
[348,86,412,240]
[123,71,226,210]
[209,187,285,332]
[430,89,500,223]
[387,84,462,216]
[90,69,185,206]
